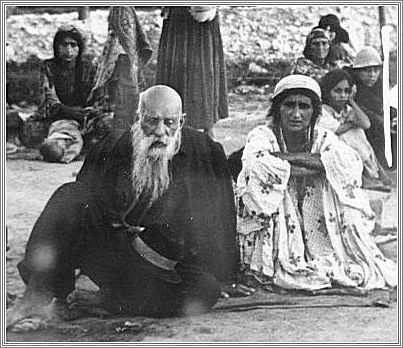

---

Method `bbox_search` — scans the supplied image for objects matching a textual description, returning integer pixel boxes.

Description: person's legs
[82,231,220,317]
[9,180,220,326]
[112,266,220,318]
[81,230,221,318]
[174,270,221,317]
[17,182,98,297]
[340,128,380,180]
[8,182,98,328]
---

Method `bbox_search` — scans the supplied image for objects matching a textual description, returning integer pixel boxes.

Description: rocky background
[6,5,398,105]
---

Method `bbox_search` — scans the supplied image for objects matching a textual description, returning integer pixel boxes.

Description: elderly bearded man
[7,85,250,330]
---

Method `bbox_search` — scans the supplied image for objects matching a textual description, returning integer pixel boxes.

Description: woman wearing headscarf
[236,74,396,292]
[293,27,346,83]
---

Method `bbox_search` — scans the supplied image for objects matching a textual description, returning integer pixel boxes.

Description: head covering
[272,74,322,101]
[53,25,85,61]
[318,14,349,43]
[303,27,331,60]
[88,6,153,104]
[306,27,331,45]
[352,46,383,69]
[269,75,322,153]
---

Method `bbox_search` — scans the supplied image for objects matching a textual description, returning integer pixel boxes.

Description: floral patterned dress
[292,57,346,83]
[236,124,397,291]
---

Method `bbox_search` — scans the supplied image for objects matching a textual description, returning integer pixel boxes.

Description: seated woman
[236,74,396,292]
[36,25,114,163]
[36,26,95,163]
[318,69,391,189]
[292,27,347,83]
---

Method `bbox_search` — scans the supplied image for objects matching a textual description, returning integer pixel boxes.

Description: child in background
[350,46,397,170]
[317,69,391,189]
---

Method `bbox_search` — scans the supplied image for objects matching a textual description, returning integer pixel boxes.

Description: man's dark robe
[18,126,239,316]
[76,126,239,285]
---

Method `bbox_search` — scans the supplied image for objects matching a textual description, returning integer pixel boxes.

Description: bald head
[139,85,183,117]
[138,85,185,138]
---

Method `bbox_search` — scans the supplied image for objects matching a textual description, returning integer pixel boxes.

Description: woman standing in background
[156,6,228,138]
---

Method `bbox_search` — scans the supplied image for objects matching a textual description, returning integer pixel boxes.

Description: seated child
[317,69,391,189]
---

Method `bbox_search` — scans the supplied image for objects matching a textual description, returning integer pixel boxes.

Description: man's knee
[179,272,221,316]
[52,182,91,200]
[43,182,94,215]
[19,182,96,298]
[29,181,97,255]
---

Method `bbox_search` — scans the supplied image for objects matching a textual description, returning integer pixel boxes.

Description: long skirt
[156,7,228,131]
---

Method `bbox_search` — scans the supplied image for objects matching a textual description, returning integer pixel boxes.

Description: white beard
[130,123,182,208]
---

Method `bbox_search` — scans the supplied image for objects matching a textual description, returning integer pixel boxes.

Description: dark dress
[156,7,228,131]
[17,127,239,317]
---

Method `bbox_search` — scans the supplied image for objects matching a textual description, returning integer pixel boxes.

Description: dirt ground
[5,95,399,343]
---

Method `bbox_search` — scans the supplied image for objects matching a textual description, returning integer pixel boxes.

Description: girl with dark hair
[236,74,396,292]
[318,69,391,189]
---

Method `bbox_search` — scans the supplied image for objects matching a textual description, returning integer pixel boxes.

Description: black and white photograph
[2,1,400,344]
